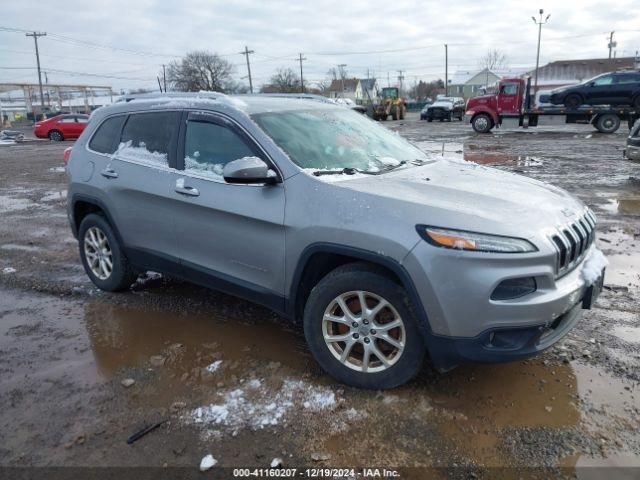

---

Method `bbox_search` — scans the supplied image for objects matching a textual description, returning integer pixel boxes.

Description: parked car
[423,97,465,121]
[66,92,605,389]
[34,114,90,141]
[549,71,640,109]
[624,119,640,161]
[419,101,434,120]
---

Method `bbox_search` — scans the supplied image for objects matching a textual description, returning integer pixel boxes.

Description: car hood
[325,160,585,236]
[429,102,453,109]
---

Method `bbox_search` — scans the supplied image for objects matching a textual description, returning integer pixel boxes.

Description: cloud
[1,0,638,90]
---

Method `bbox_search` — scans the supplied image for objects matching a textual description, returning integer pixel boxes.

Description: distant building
[449,68,528,98]
[327,78,378,104]
[528,56,639,91]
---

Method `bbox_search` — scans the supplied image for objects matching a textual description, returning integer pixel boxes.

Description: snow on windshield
[252,109,428,173]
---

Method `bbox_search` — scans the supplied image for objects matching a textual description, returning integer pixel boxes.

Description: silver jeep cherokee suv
[66,92,605,389]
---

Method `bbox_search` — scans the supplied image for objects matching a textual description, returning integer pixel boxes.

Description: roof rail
[116,91,223,103]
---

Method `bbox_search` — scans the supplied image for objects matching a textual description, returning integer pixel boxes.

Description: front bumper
[403,240,596,370]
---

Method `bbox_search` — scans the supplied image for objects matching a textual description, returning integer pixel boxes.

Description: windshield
[252,108,429,172]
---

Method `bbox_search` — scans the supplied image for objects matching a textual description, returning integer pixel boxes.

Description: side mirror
[223,156,278,185]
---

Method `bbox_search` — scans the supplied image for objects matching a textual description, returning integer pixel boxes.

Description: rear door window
[119,111,180,167]
[183,119,257,181]
[88,115,126,154]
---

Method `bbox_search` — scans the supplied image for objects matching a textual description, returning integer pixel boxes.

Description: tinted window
[616,73,640,84]
[119,111,180,166]
[593,75,613,86]
[184,120,255,180]
[58,116,76,123]
[88,115,126,154]
[77,116,89,123]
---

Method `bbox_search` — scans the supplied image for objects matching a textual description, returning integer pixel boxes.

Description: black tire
[303,263,426,389]
[427,118,433,122]
[48,130,64,141]
[391,105,398,121]
[594,113,621,134]
[471,113,493,133]
[78,213,138,292]
[563,94,582,109]
[399,106,406,120]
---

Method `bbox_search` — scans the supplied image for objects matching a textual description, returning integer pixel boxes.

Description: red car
[34,114,90,141]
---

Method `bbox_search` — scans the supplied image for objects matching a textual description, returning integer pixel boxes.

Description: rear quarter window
[88,115,126,154]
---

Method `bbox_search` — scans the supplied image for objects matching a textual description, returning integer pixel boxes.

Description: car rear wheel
[48,130,64,141]
[303,263,425,389]
[594,113,621,134]
[78,213,138,292]
[563,94,582,109]
[472,113,493,133]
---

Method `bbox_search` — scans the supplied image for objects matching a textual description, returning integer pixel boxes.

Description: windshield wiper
[312,167,379,176]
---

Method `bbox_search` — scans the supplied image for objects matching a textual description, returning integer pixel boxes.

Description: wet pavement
[1,114,639,476]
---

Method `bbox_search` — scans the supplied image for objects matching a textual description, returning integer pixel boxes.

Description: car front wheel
[303,263,425,389]
[564,94,582,109]
[48,130,64,141]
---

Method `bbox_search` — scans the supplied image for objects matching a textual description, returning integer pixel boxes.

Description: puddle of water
[601,198,640,216]
[611,326,640,344]
[463,150,543,167]
[573,363,638,420]
[84,300,307,380]
[562,453,640,479]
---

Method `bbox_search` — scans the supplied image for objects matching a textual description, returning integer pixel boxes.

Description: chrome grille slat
[550,210,597,278]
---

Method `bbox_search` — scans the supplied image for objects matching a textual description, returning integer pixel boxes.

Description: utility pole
[338,64,347,97]
[444,44,448,96]
[26,31,46,118]
[397,70,404,94]
[162,64,167,92]
[298,53,306,93]
[532,9,551,94]
[240,46,255,93]
[608,31,616,59]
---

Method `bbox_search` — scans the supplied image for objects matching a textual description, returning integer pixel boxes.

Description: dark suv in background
[550,71,640,109]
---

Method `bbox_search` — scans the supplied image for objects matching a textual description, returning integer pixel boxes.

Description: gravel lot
[1,114,639,477]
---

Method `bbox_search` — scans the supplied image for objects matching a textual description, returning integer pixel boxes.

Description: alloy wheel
[83,226,113,280]
[322,290,406,373]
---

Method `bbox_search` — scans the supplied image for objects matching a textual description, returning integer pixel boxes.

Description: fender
[466,106,499,125]
[70,193,126,248]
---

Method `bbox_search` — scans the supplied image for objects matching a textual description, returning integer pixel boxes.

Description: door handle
[101,168,118,179]
[175,178,199,197]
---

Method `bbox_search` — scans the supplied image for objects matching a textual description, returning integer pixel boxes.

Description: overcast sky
[1,0,639,93]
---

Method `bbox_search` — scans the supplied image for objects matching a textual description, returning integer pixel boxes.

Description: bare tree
[260,67,300,93]
[409,79,445,101]
[326,65,348,81]
[478,49,509,71]
[167,51,236,92]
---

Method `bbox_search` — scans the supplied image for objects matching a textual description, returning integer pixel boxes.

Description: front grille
[429,107,448,118]
[550,210,597,277]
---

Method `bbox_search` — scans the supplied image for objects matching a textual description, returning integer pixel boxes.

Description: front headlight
[416,226,537,253]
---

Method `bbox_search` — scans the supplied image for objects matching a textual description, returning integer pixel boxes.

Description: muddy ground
[0,115,639,478]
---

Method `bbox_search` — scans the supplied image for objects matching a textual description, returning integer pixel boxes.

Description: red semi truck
[465,76,639,134]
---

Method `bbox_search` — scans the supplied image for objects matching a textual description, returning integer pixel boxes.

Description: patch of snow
[188,378,337,435]
[0,195,35,213]
[116,141,168,167]
[0,139,16,146]
[199,454,217,471]
[0,244,42,252]
[205,360,223,373]
[270,457,283,468]
[40,190,67,202]
[185,156,224,180]
[2,267,17,274]
[582,247,609,286]
[48,166,66,173]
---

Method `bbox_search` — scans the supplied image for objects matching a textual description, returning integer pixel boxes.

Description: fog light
[491,277,537,300]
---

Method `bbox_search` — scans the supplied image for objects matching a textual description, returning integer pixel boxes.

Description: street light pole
[338,64,347,98]
[298,53,306,93]
[240,46,255,93]
[532,9,550,94]
[444,44,448,96]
